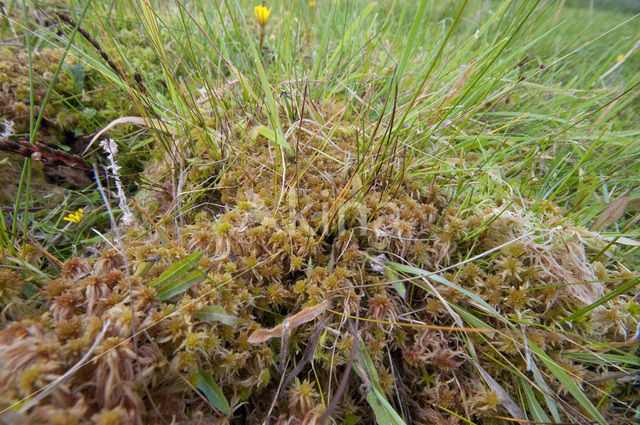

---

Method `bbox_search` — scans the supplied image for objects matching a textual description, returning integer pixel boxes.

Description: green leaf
[529,358,561,423]
[564,351,640,367]
[133,260,154,278]
[196,369,230,415]
[194,306,246,326]
[148,251,206,301]
[21,283,38,298]
[528,341,606,425]
[353,337,407,425]
[325,2,377,74]
[254,126,291,151]
[561,276,640,323]
[156,270,206,301]
[387,262,507,324]
[148,251,204,289]
[382,263,406,298]
[520,377,550,424]
[395,0,428,83]
[363,388,396,425]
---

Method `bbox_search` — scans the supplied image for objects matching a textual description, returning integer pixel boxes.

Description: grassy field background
[0,0,639,424]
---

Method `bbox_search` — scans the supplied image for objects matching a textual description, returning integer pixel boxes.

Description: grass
[0,0,639,424]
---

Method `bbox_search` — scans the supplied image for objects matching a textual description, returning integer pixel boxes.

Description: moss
[1,84,637,425]
[0,47,134,144]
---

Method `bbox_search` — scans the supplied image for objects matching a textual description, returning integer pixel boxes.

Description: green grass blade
[148,251,204,289]
[197,369,230,415]
[395,0,427,85]
[528,357,562,423]
[527,341,606,425]
[354,336,407,425]
[156,269,205,301]
[520,377,551,424]
[561,276,640,323]
[386,261,507,323]
[325,2,377,76]
[194,306,246,326]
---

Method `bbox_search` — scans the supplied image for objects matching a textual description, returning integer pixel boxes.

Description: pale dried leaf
[82,116,174,155]
[248,299,332,344]
[591,195,629,232]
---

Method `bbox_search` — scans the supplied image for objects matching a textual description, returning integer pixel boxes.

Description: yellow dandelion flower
[63,208,84,224]
[309,1,316,6]
[254,5,271,26]
[615,54,625,63]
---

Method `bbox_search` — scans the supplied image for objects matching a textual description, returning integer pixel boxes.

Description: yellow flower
[254,5,271,26]
[615,54,625,63]
[63,208,84,224]
[309,1,316,6]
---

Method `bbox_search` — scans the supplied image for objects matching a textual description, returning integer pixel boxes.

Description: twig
[319,313,360,424]
[279,314,331,396]
[54,11,124,80]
